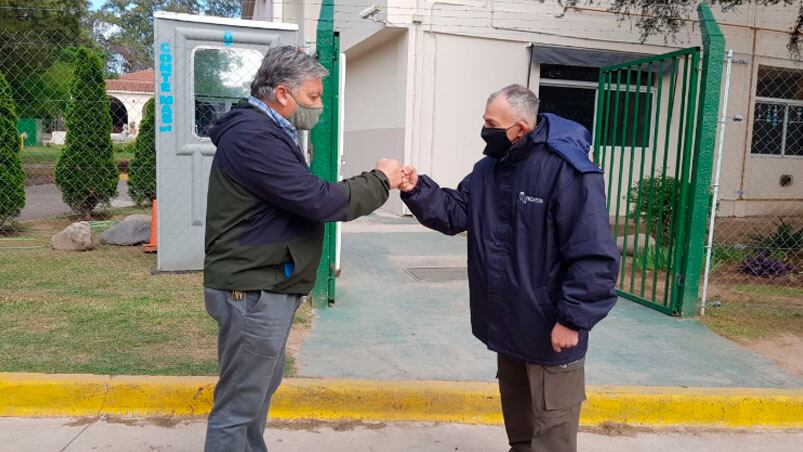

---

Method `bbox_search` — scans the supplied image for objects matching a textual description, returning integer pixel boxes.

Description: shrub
[748,218,803,260]
[54,48,118,217]
[128,97,155,206]
[740,252,797,277]
[630,176,678,244]
[0,70,25,225]
[738,219,803,278]
[711,244,751,272]
[113,141,133,154]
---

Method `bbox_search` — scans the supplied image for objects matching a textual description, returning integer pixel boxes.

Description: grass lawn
[702,283,803,340]
[0,208,310,376]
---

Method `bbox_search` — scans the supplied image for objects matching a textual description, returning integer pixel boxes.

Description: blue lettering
[161,104,173,124]
[158,42,174,133]
[223,31,233,46]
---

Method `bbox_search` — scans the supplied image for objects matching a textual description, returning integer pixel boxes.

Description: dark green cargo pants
[498,354,586,452]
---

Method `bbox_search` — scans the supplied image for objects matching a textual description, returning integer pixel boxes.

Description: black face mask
[481,125,517,158]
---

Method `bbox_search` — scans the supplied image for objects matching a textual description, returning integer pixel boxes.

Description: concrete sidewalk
[298,214,801,388]
[2,418,801,452]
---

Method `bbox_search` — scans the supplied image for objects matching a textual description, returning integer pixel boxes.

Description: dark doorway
[538,85,597,133]
[110,96,128,133]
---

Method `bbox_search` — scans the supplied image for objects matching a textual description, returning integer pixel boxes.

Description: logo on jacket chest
[518,192,544,205]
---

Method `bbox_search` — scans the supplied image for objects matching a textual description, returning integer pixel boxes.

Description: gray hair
[250,46,329,100]
[487,84,540,127]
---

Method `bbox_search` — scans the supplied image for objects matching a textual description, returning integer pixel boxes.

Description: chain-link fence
[704,58,803,319]
[0,3,319,378]
[0,25,154,233]
[0,6,219,377]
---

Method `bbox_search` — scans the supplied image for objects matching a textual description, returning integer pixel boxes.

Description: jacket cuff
[400,178,424,200]
[556,307,585,332]
[343,170,390,221]
[370,169,391,189]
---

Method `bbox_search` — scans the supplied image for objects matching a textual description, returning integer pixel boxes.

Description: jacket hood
[535,113,602,174]
[209,107,256,147]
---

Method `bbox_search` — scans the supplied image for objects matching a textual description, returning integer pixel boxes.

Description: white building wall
[343,30,409,214]
[331,1,803,217]
[425,33,529,187]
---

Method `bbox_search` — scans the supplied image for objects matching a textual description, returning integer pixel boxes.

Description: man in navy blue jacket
[400,84,620,452]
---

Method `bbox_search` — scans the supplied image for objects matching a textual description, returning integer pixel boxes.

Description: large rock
[100,220,150,246]
[123,213,151,223]
[616,234,657,256]
[51,222,94,251]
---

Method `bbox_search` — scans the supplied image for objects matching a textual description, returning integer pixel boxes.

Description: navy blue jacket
[401,114,620,365]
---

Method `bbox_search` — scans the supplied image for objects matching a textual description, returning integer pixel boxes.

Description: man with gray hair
[203,46,402,452]
[399,84,619,451]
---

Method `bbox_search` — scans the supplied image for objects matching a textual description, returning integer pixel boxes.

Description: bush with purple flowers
[739,251,798,277]
[738,219,803,278]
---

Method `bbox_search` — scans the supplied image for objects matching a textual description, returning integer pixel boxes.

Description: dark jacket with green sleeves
[204,103,389,294]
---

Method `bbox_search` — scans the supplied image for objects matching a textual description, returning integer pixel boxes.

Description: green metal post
[679,3,725,317]
[599,73,613,172]
[326,34,341,301]
[653,57,679,305]
[669,51,701,313]
[311,0,338,307]
[593,72,607,165]
[663,54,694,309]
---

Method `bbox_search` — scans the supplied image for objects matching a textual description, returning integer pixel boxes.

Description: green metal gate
[310,0,339,307]
[592,4,725,316]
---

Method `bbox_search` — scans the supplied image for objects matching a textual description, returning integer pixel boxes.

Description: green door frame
[310,0,339,308]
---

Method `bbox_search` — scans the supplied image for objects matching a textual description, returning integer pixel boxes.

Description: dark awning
[531,45,653,68]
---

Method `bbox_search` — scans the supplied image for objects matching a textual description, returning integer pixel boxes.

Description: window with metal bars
[539,64,655,148]
[751,65,803,157]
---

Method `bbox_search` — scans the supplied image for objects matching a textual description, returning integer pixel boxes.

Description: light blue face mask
[288,93,323,130]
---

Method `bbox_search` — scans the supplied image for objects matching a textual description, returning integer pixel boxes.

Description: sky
[90,0,104,11]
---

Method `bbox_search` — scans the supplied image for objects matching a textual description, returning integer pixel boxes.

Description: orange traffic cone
[143,199,158,253]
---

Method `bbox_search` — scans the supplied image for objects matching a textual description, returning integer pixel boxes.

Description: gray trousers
[498,354,586,452]
[204,288,301,452]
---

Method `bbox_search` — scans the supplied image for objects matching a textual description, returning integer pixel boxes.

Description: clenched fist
[400,166,419,192]
[375,159,403,189]
[551,322,579,353]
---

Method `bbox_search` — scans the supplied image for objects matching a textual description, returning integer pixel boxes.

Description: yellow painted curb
[1,373,801,428]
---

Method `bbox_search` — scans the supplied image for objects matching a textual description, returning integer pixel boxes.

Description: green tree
[0,0,92,119]
[128,97,156,206]
[95,0,242,73]
[0,70,25,226]
[55,48,118,217]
